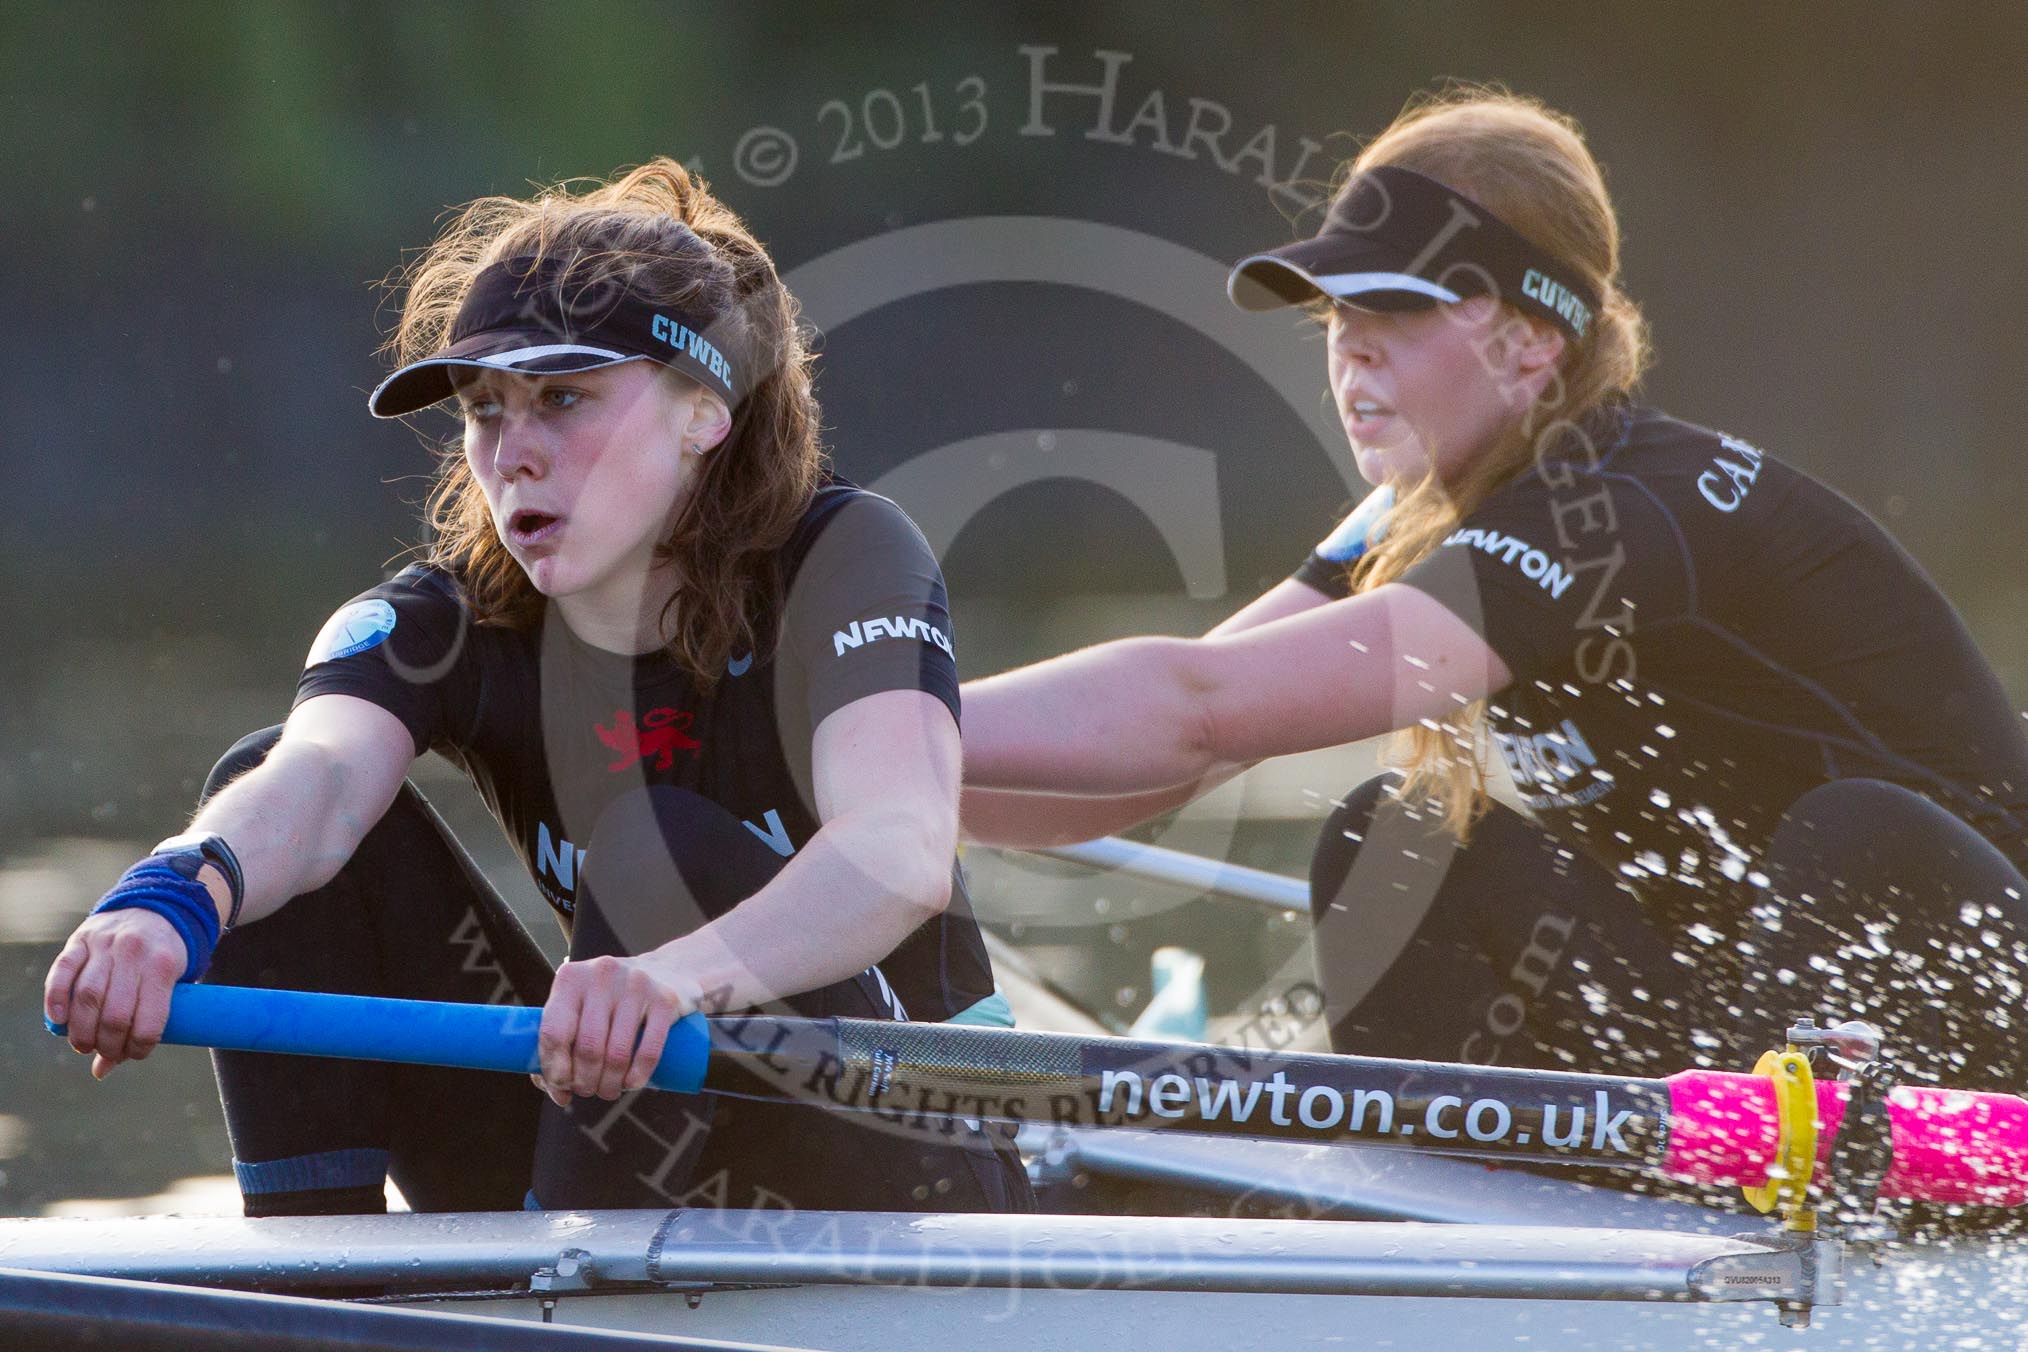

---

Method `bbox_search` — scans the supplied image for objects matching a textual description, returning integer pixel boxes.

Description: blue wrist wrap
[90,857,222,982]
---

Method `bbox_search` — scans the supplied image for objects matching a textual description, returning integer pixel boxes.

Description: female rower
[43,159,1031,1217]
[961,90,2028,1091]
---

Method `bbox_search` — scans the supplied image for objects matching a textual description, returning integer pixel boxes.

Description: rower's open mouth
[508,510,562,544]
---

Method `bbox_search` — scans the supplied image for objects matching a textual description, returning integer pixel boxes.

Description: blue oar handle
[47,985,713,1093]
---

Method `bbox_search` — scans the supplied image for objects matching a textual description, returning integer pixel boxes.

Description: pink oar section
[1665,1070,2028,1205]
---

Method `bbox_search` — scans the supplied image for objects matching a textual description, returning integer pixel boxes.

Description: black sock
[243,1183,388,1218]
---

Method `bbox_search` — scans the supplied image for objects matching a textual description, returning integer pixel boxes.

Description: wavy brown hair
[382,158,824,684]
[1320,87,1652,838]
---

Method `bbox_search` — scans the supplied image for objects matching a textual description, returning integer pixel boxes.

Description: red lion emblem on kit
[594,707,701,773]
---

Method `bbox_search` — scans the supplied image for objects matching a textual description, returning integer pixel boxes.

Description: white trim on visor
[1227,254,1465,309]
[470,342,631,367]
[366,349,650,418]
[1309,271,1461,304]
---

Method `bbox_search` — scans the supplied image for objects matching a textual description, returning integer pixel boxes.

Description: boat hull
[6,1134,2026,1347]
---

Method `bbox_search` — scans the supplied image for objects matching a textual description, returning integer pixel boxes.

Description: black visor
[1227,166,1601,342]
[368,254,740,418]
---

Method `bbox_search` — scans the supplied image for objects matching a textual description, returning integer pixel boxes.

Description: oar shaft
[86,984,715,1093]
[52,986,2028,1206]
[705,1013,1674,1169]
[716,1022,2028,1206]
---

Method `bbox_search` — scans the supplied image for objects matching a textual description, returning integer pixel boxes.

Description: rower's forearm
[962,636,1225,795]
[954,581,1315,847]
[184,742,375,927]
[960,768,1247,849]
[960,786,1186,848]
[656,813,949,1012]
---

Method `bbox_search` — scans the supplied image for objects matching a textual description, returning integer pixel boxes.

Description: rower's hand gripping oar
[48,984,716,1094]
[47,984,2028,1209]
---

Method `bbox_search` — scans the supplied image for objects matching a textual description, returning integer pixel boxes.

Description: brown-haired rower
[961,90,2028,1091]
[45,158,1032,1216]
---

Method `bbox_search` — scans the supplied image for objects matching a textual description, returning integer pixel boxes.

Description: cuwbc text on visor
[650,313,733,392]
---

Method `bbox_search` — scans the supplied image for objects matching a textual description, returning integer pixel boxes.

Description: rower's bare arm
[44,692,416,1074]
[184,694,418,927]
[662,689,960,1010]
[959,579,1340,847]
[961,780,1238,848]
[535,688,962,1103]
[963,583,1510,797]
[1210,576,1341,633]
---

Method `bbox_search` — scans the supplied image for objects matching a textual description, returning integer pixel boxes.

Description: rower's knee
[1767,777,2010,917]
[1772,778,1922,864]
[1308,774,1416,926]
[201,725,285,806]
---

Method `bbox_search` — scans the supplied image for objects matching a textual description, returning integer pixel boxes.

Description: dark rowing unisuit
[1298,402,2028,885]
[296,479,1001,1026]
[1299,403,2028,1086]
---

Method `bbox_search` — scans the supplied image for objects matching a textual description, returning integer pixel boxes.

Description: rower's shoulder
[785,477,936,566]
[383,559,470,606]
[1586,408,1936,627]
[348,560,484,635]
[1602,407,1824,513]
[1554,405,1883,546]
